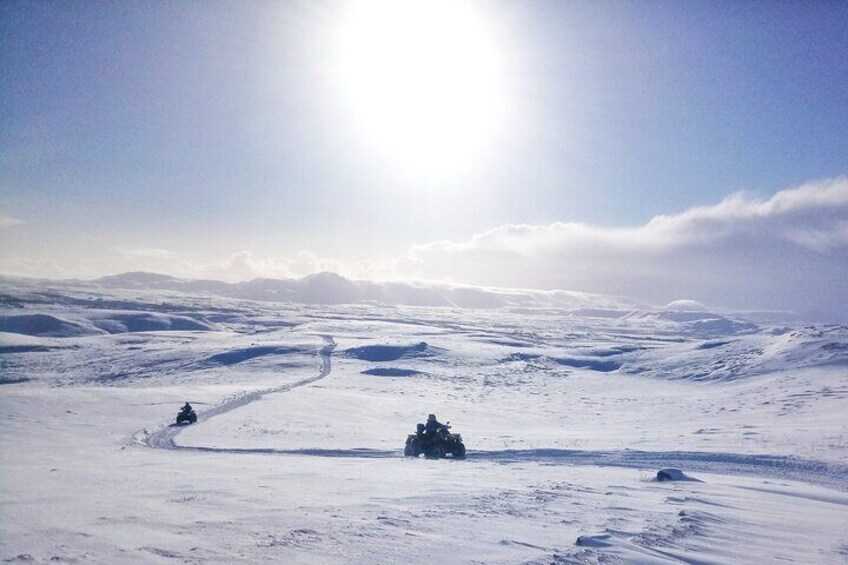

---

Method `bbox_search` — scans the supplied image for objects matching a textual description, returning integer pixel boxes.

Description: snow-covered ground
[1,278,847,564]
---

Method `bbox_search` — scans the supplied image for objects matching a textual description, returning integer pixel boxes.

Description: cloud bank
[177,251,399,283]
[400,177,848,317]
[2,178,846,319]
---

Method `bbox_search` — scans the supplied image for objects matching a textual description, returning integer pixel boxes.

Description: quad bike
[176,408,197,425]
[404,422,466,459]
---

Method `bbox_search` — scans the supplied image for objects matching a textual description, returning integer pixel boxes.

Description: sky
[1,1,847,316]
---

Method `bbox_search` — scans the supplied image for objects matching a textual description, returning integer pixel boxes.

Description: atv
[176,408,197,425]
[404,422,466,459]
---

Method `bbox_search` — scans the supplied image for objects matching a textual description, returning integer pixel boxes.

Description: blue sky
[1,1,847,313]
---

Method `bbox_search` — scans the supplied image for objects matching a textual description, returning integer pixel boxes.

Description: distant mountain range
[0,271,807,323]
[15,271,642,310]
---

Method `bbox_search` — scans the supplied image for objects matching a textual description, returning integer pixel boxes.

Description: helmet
[427,414,436,421]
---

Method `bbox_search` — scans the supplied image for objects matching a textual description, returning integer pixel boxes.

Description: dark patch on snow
[697,340,733,350]
[0,344,53,354]
[205,346,304,366]
[656,468,702,482]
[588,345,645,357]
[4,554,36,562]
[575,533,612,548]
[501,352,621,372]
[0,377,30,385]
[553,357,621,372]
[361,367,422,377]
[344,341,438,362]
[482,338,533,348]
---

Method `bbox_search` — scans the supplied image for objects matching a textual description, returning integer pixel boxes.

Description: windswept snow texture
[1,279,847,564]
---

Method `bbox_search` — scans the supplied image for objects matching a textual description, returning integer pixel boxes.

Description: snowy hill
[1,281,847,563]
[80,271,645,310]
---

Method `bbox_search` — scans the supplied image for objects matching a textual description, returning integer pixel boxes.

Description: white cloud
[0,213,24,228]
[3,177,845,318]
[399,177,848,317]
[118,247,177,259]
[176,250,400,283]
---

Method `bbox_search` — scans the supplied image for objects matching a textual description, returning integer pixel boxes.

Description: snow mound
[553,357,622,372]
[575,533,613,548]
[0,311,214,338]
[0,332,68,353]
[664,299,708,312]
[0,313,103,337]
[89,312,215,333]
[655,468,701,482]
[205,346,305,366]
[625,310,758,336]
[361,367,422,377]
[628,326,848,382]
[501,352,621,372]
[344,342,439,362]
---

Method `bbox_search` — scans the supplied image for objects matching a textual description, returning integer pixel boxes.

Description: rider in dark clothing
[425,414,445,432]
[424,414,448,445]
[180,402,193,415]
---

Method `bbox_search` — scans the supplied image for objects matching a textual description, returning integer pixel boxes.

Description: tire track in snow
[150,444,847,490]
[139,335,336,450]
[137,334,847,490]
[471,448,848,491]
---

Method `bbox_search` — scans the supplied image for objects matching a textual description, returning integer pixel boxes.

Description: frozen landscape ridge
[1,273,847,564]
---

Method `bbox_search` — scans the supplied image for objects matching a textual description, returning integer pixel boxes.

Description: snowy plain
[1,274,847,564]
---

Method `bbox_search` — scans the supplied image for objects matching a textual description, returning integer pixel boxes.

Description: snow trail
[137,333,848,491]
[152,444,848,490]
[140,335,336,450]
[471,448,848,491]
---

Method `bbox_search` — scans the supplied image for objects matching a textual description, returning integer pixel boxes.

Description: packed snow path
[137,334,848,491]
[141,335,336,450]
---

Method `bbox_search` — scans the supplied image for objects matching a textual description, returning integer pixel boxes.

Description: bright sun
[335,0,507,175]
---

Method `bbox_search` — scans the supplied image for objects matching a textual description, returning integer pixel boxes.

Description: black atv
[176,408,197,425]
[404,422,466,459]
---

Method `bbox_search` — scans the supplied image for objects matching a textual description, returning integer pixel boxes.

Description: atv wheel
[426,443,446,459]
[404,444,419,457]
[452,443,466,459]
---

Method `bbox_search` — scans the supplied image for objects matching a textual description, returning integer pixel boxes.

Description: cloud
[400,177,848,317]
[118,247,177,259]
[3,177,845,319]
[177,250,400,283]
[0,213,24,228]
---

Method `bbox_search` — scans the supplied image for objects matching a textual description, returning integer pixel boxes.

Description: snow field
[1,281,847,563]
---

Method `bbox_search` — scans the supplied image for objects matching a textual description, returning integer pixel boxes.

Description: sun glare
[335,0,507,176]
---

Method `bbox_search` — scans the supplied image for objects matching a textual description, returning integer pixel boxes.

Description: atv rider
[423,414,449,446]
[179,402,194,417]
